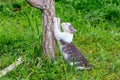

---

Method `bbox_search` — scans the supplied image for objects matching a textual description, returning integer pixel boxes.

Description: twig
[0,57,22,77]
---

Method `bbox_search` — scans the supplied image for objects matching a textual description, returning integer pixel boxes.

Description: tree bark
[27,0,56,60]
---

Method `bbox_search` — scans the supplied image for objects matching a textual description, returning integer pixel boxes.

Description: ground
[0,0,120,80]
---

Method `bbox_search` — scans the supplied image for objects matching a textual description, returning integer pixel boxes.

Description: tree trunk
[27,0,56,60]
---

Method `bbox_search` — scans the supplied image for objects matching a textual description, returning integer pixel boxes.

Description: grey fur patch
[68,25,77,33]
[60,39,91,69]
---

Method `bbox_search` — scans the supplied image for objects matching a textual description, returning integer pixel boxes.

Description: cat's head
[61,23,77,33]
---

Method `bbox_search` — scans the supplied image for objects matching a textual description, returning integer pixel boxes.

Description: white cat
[54,17,91,70]
[54,19,75,43]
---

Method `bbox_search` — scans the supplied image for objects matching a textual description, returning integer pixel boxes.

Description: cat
[53,17,92,70]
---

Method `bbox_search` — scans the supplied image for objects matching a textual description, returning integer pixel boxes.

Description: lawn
[0,0,120,80]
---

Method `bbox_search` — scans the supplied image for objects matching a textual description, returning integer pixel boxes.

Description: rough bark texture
[27,0,56,60]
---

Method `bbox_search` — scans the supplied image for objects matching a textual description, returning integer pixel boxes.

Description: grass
[0,0,120,79]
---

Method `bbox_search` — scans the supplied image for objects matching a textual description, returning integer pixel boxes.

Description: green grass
[0,0,120,79]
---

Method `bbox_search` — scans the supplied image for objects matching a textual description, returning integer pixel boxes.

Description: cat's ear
[68,25,77,33]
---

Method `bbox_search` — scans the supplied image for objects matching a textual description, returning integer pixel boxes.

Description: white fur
[69,62,81,66]
[69,62,89,70]
[77,66,92,70]
[63,53,69,60]
[54,17,73,43]
[61,23,71,32]
[77,66,85,70]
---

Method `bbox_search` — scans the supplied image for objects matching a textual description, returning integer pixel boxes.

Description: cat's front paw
[53,17,57,23]
[57,17,60,24]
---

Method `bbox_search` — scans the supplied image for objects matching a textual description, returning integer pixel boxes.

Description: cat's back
[59,39,91,69]
[60,39,79,55]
